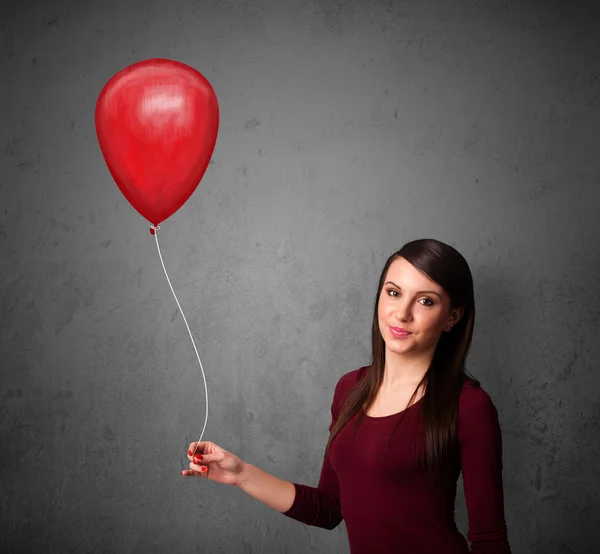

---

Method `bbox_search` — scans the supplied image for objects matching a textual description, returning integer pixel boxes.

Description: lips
[389,326,411,336]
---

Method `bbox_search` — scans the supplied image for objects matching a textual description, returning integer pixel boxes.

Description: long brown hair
[324,238,480,473]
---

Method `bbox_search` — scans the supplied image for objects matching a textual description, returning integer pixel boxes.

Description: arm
[459,387,512,553]
[236,462,296,513]
[279,380,345,529]
[234,448,342,529]
[280,446,343,529]
[235,380,345,528]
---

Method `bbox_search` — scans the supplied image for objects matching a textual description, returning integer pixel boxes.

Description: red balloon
[95,58,219,226]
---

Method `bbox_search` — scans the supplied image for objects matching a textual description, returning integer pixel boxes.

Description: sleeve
[458,387,512,553]
[281,379,344,530]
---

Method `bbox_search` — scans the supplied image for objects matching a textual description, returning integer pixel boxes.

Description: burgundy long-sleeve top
[282,366,511,553]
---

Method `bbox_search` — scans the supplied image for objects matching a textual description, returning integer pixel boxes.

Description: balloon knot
[150,225,161,235]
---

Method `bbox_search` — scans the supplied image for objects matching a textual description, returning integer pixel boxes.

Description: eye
[387,290,433,306]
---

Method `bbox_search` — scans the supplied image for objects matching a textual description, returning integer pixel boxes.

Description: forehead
[385,257,443,293]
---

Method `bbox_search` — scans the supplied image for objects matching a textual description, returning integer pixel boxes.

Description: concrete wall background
[2,0,599,552]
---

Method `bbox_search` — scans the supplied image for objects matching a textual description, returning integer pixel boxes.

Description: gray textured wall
[2,0,599,552]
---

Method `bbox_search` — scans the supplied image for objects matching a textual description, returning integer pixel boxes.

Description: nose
[395,298,413,322]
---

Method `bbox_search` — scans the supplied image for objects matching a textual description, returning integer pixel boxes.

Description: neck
[381,348,434,389]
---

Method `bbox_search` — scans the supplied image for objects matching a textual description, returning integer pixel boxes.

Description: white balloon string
[151,225,208,460]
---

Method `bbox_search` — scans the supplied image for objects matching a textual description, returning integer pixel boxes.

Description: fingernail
[181,471,185,475]
[194,455,203,461]
[188,450,192,456]
[201,466,207,472]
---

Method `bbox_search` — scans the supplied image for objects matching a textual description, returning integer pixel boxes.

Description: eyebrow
[384,281,442,299]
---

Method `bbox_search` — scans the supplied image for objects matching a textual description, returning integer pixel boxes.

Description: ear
[451,306,464,326]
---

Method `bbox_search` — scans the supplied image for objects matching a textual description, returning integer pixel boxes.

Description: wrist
[236,460,253,490]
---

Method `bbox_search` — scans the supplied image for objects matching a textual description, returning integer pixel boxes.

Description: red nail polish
[188,450,192,456]
[201,466,207,472]
[194,455,203,461]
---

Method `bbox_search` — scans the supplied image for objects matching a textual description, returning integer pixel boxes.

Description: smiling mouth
[389,326,412,337]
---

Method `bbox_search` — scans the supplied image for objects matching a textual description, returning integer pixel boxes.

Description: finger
[187,442,221,464]
[181,469,202,477]
[188,451,221,465]
[190,461,209,476]
[187,441,211,457]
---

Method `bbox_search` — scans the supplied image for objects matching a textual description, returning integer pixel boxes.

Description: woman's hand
[181,441,245,486]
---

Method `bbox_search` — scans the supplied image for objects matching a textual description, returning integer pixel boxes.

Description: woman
[181,238,512,553]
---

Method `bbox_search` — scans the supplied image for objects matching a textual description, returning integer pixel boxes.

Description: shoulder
[457,378,502,440]
[331,365,369,405]
[458,378,499,417]
[335,365,368,392]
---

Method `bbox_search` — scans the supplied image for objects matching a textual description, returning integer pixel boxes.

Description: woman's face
[377,257,460,356]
